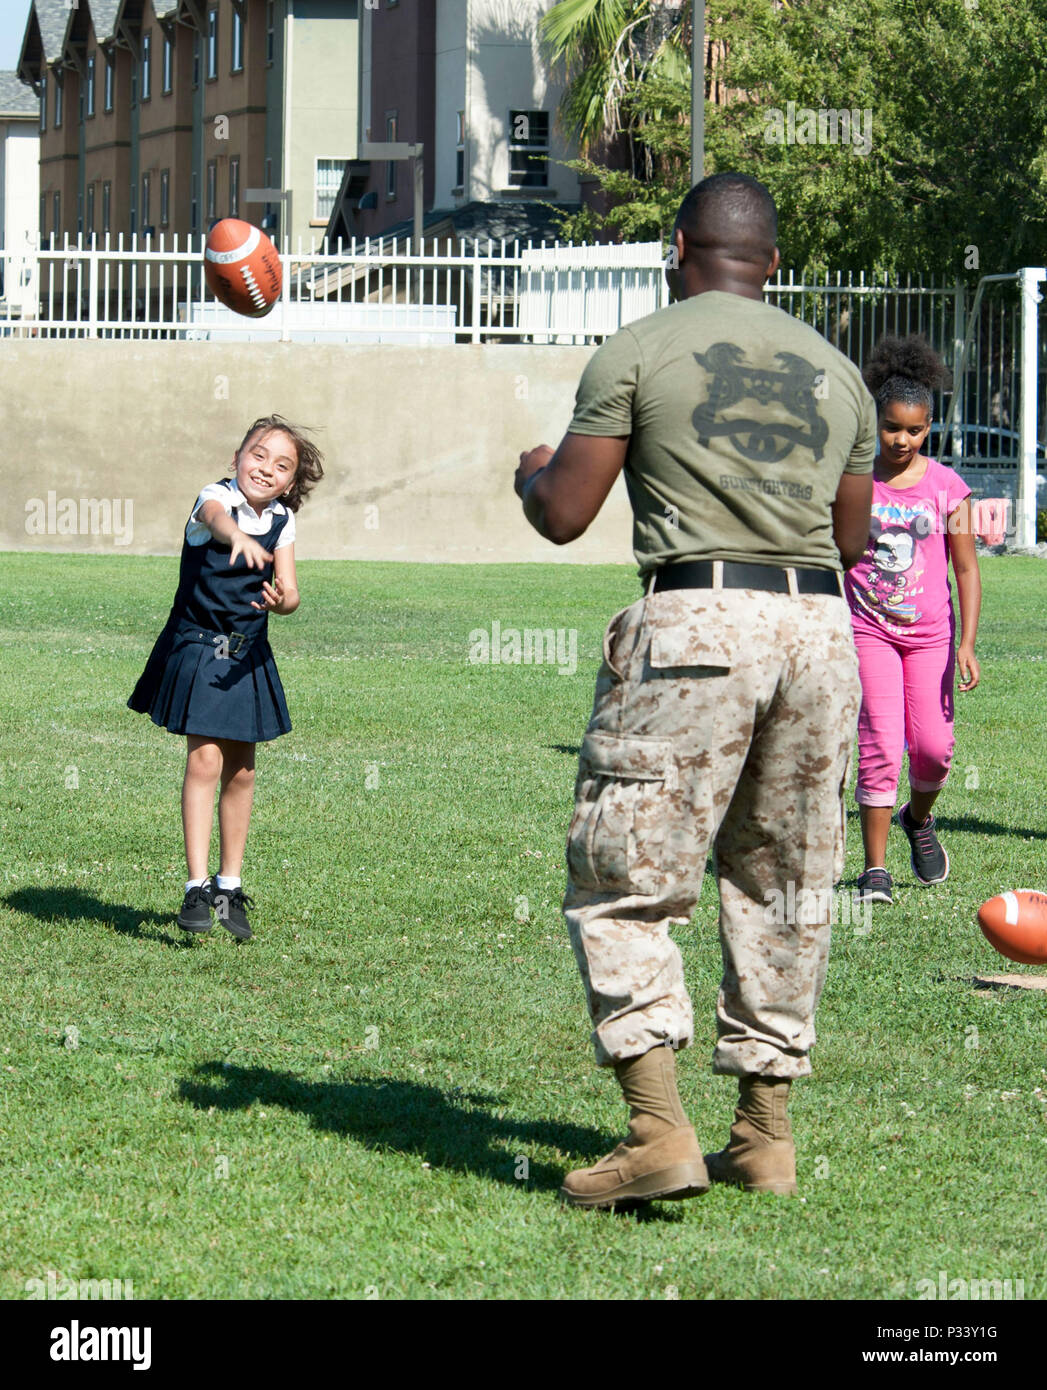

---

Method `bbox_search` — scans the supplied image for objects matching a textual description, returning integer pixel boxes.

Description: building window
[161,170,170,225]
[455,111,465,188]
[232,8,245,72]
[142,173,151,229]
[193,33,201,88]
[54,72,63,127]
[267,1,275,63]
[141,32,151,101]
[86,183,95,235]
[190,170,199,233]
[103,181,111,234]
[104,52,114,112]
[315,158,346,220]
[230,157,240,216]
[207,161,217,220]
[53,191,60,239]
[39,72,46,132]
[385,113,397,198]
[508,109,549,188]
[163,32,173,93]
[207,8,218,80]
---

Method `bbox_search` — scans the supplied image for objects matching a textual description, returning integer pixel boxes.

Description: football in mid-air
[203,218,282,318]
[977,889,1047,965]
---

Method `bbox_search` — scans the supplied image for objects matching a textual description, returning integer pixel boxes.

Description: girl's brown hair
[233,414,324,512]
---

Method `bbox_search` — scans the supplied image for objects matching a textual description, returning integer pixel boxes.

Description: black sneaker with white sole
[178,879,215,932]
[212,886,255,940]
[855,868,894,904]
[898,802,949,884]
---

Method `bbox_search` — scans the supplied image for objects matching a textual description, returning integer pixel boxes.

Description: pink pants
[852,627,956,807]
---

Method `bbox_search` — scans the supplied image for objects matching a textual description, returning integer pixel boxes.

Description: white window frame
[207,8,218,80]
[104,52,114,113]
[455,110,465,189]
[385,112,397,198]
[39,72,46,132]
[232,8,245,73]
[141,32,152,101]
[163,32,173,93]
[508,108,550,188]
[314,157,348,221]
[54,71,63,127]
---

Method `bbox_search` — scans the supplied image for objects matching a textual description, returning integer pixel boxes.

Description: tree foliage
[541,0,1047,273]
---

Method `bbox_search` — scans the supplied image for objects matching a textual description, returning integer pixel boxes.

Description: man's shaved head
[674,173,778,265]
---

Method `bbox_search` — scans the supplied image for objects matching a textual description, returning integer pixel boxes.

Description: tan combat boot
[560,1046,709,1209]
[705,1075,797,1195]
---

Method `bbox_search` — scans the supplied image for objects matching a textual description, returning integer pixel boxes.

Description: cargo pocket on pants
[567,730,676,896]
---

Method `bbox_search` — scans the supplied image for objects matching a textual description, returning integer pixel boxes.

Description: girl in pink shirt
[846,337,982,904]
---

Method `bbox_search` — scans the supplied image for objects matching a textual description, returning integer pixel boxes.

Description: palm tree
[540,0,693,173]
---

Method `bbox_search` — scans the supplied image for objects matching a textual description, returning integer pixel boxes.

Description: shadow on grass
[177,1061,685,1218]
[547,744,581,757]
[5,886,189,948]
[843,806,1047,841]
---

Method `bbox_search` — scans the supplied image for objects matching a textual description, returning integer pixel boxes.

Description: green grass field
[2,553,1046,1301]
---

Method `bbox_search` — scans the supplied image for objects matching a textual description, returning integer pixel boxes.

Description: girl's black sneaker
[855,868,894,904]
[178,879,215,932]
[212,886,255,940]
[898,803,950,884]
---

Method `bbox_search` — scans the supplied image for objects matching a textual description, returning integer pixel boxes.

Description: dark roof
[22,0,70,67]
[88,1,123,42]
[0,71,38,117]
[374,200,581,250]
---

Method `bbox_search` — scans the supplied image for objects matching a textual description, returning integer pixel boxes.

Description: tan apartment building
[19,0,359,250]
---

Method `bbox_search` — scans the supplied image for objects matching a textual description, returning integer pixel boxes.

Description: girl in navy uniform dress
[129,415,324,938]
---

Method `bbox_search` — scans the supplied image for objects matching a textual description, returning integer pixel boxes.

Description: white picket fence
[0,232,671,346]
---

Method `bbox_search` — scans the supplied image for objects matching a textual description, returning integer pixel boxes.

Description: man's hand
[516,435,629,544]
[515,445,555,498]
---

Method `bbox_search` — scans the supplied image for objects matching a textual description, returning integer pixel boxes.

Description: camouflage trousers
[562,583,861,1078]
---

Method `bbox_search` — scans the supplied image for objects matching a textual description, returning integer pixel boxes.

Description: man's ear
[765,245,781,281]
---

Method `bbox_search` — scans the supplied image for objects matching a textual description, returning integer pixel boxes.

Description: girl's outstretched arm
[947,499,981,692]
[199,499,273,569]
[253,542,299,615]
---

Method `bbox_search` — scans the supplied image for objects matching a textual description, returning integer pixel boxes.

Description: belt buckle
[228,631,248,656]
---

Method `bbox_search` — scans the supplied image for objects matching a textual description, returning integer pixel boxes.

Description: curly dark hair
[231,415,324,512]
[862,335,951,418]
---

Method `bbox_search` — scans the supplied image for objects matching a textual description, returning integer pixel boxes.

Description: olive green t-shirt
[568,291,876,574]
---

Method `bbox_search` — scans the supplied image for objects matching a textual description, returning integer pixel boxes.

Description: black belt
[651,560,843,596]
[175,624,256,657]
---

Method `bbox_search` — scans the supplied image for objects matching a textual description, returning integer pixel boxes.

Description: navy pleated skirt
[128,622,291,743]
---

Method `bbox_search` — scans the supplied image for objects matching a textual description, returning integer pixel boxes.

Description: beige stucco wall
[1,341,635,564]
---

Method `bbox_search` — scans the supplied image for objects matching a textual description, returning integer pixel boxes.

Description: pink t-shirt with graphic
[845,457,971,644]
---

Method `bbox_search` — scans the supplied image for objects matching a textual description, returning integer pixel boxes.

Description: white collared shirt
[186,479,296,550]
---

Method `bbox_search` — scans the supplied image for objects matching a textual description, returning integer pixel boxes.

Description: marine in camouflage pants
[563,582,861,1079]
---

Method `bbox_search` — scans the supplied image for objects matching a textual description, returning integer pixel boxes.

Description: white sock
[216,875,241,890]
[186,878,206,893]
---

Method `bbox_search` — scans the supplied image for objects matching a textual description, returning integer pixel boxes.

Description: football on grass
[203,218,282,318]
[977,890,1047,965]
